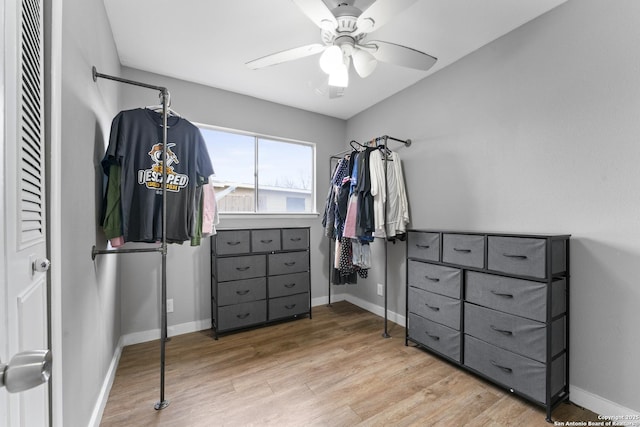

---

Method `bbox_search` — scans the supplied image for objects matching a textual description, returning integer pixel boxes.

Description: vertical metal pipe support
[92,66,170,411]
[155,89,170,411]
[382,136,391,338]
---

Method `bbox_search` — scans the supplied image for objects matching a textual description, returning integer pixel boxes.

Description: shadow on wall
[402,147,476,230]
[316,226,331,299]
[568,236,640,408]
[94,119,108,250]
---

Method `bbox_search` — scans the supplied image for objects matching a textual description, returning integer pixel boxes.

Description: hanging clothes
[342,152,360,239]
[324,151,374,284]
[369,148,410,240]
[322,157,350,239]
[101,108,215,245]
[354,148,376,241]
[325,138,410,300]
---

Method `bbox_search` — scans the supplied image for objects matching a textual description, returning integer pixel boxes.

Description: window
[198,126,315,214]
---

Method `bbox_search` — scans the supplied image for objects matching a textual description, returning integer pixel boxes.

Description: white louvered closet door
[1,0,50,424]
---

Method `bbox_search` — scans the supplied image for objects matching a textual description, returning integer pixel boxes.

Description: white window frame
[196,123,318,217]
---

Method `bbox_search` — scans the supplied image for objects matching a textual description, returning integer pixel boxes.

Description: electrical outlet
[166,299,174,313]
[377,283,384,296]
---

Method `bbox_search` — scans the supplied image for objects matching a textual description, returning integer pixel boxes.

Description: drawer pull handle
[236,313,250,319]
[236,290,250,296]
[285,304,297,310]
[290,237,302,242]
[503,253,528,260]
[490,290,514,299]
[260,239,273,244]
[236,266,251,272]
[284,262,296,267]
[284,283,296,288]
[226,241,241,246]
[453,248,471,253]
[425,333,440,341]
[490,360,513,374]
[490,325,513,336]
[425,304,440,312]
[425,276,440,282]
[416,244,430,249]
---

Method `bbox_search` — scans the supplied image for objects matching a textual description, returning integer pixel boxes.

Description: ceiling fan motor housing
[321,3,366,50]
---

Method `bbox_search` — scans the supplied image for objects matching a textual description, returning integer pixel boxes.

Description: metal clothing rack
[90,66,170,410]
[327,135,411,338]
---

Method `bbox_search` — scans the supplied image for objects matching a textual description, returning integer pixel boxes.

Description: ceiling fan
[245,0,437,96]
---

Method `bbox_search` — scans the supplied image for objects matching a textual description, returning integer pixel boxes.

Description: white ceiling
[104,0,566,120]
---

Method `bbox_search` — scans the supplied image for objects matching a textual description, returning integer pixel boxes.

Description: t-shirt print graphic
[137,142,190,193]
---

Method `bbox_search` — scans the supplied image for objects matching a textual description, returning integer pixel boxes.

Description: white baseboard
[342,294,407,327]
[88,336,124,427]
[570,385,640,417]
[312,292,346,307]
[120,318,212,347]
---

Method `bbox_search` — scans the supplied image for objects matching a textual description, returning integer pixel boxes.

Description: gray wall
[117,67,347,336]
[58,0,640,421]
[59,0,122,425]
[347,0,640,414]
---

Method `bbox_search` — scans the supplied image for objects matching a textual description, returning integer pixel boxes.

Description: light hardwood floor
[100,301,598,426]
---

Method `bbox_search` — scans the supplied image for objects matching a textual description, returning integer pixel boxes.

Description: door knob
[32,257,51,274]
[0,350,52,393]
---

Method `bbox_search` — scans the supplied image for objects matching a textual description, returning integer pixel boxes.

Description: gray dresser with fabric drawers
[406,230,570,421]
[211,227,311,338]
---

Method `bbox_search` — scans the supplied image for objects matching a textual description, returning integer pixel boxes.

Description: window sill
[219,212,320,220]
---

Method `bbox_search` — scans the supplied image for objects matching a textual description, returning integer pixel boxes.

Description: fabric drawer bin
[488,237,546,278]
[442,234,485,268]
[215,230,250,255]
[408,313,460,362]
[268,272,310,298]
[218,300,267,331]
[269,251,309,276]
[408,260,461,298]
[464,335,565,404]
[217,278,266,306]
[269,293,309,320]
[282,228,309,250]
[465,303,553,362]
[251,229,281,253]
[217,255,266,282]
[408,287,460,330]
[407,232,440,261]
[465,271,566,322]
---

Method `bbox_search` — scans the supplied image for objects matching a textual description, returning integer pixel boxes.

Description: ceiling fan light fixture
[328,62,349,88]
[353,49,377,78]
[319,45,343,74]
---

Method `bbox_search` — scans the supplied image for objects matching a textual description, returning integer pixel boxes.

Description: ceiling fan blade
[291,0,337,30]
[368,40,437,71]
[246,44,326,70]
[356,0,418,33]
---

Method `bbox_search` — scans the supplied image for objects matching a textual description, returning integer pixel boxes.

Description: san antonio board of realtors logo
[137,142,189,192]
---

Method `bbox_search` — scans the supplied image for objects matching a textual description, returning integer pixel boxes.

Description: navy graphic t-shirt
[102,108,214,243]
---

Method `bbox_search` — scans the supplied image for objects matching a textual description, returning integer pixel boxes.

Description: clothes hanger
[145,91,181,117]
[374,137,392,156]
[349,140,365,151]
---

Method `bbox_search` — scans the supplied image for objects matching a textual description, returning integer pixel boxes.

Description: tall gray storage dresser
[406,229,570,421]
[211,227,311,338]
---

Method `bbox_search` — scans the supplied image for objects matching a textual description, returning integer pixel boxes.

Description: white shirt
[369,149,409,238]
